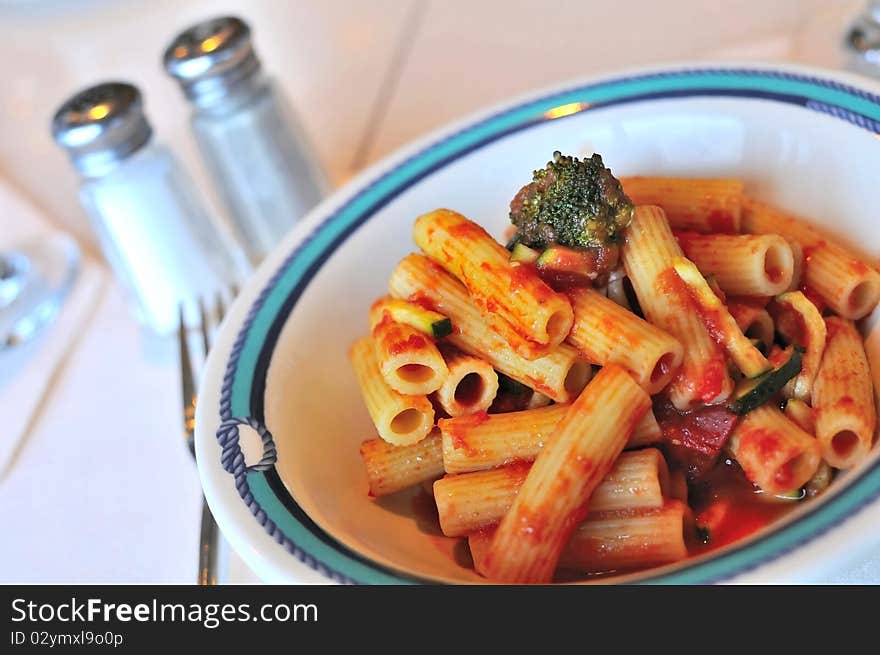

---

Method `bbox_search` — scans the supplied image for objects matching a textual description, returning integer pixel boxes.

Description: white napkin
[0,179,107,477]
[704,34,795,61]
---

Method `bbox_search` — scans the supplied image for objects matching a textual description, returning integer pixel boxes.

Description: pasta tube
[349,336,434,446]
[565,287,683,394]
[413,209,574,349]
[768,291,826,403]
[360,430,444,497]
[440,404,662,474]
[813,317,876,468]
[728,300,774,347]
[787,239,804,292]
[481,365,651,583]
[803,244,880,320]
[676,232,793,297]
[784,399,815,435]
[620,177,743,233]
[432,346,498,417]
[470,501,690,577]
[434,448,670,537]
[727,405,821,494]
[667,470,689,503]
[389,254,592,403]
[621,205,732,408]
[673,256,770,378]
[369,305,449,396]
[629,409,663,449]
[742,198,880,319]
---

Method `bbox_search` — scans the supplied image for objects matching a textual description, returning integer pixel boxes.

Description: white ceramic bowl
[195,63,880,584]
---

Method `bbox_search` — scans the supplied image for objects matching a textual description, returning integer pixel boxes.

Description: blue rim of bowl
[215,67,880,584]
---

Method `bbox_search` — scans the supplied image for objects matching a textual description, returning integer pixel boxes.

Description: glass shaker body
[78,142,245,334]
[190,75,329,263]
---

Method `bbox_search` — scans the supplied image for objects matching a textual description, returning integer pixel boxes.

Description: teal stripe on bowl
[246,473,411,584]
[227,70,880,584]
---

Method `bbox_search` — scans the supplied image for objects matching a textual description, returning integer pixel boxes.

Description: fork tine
[178,303,197,443]
[178,297,220,585]
[197,296,211,357]
[215,291,226,325]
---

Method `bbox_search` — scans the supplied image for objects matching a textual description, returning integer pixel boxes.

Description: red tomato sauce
[509,262,557,304]
[448,220,488,242]
[691,354,729,404]
[689,459,796,553]
[738,427,783,462]
[439,411,490,455]
[387,333,429,355]
[406,291,439,312]
[707,209,737,234]
[693,303,728,346]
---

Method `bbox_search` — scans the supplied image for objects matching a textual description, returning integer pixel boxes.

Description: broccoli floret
[508,151,633,250]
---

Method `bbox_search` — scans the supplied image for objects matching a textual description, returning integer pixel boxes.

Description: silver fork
[178,293,231,585]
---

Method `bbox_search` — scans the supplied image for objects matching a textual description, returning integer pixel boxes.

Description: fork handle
[197,495,219,585]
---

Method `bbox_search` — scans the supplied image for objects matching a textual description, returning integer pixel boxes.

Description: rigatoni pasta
[470,501,691,576]
[565,287,683,394]
[440,404,662,474]
[787,239,804,292]
[389,254,592,403]
[784,399,815,435]
[742,197,880,320]
[620,177,743,232]
[440,405,562,474]
[813,317,877,468]
[727,405,821,494]
[727,300,774,347]
[768,291,826,403]
[672,256,770,378]
[481,365,650,583]
[434,449,669,537]
[349,156,880,584]
[369,304,449,396]
[349,336,434,446]
[676,232,793,297]
[432,345,498,417]
[803,244,880,321]
[360,430,444,497]
[557,501,691,574]
[629,409,663,448]
[621,206,733,408]
[413,208,574,350]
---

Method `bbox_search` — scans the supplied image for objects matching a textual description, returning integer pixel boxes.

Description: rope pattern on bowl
[214,68,880,585]
[216,221,359,584]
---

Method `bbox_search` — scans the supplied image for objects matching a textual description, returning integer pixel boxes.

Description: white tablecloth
[0,0,876,584]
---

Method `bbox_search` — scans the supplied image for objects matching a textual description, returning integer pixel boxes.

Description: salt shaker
[51,81,246,335]
[846,1,880,77]
[163,16,329,264]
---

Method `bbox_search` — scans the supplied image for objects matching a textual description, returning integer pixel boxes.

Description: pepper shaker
[52,81,246,335]
[846,1,880,77]
[163,16,330,264]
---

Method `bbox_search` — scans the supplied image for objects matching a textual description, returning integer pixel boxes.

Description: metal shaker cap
[162,16,260,106]
[51,82,152,177]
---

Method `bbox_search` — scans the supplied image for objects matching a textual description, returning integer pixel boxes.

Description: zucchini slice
[728,346,803,415]
[509,242,540,264]
[369,297,452,338]
[805,461,833,498]
[755,487,805,503]
[704,273,727,302]
[535,245,592,273]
